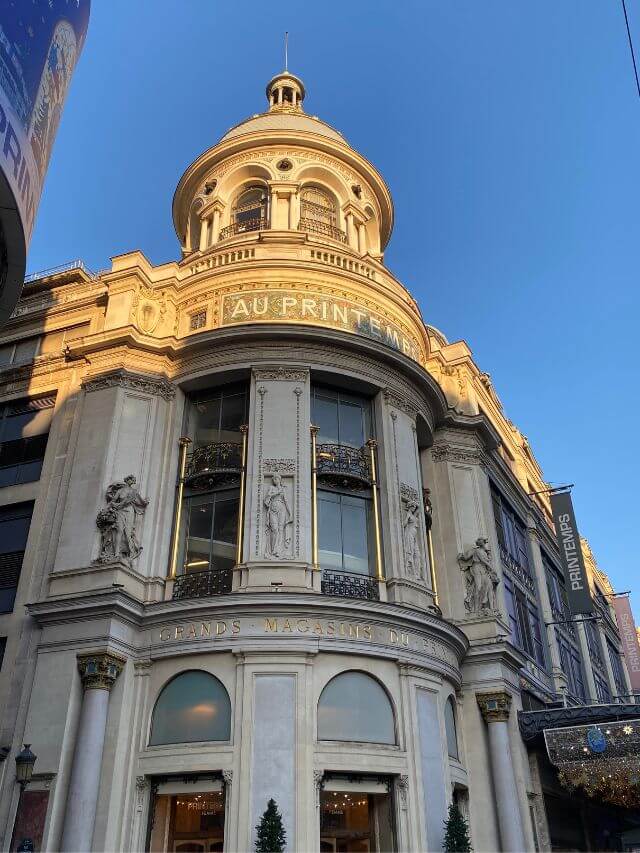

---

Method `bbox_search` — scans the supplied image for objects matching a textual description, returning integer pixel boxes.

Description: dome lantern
[266,71,306,112]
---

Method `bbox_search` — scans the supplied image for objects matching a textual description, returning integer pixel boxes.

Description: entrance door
[320,787,395,852]
[149,790,225,852]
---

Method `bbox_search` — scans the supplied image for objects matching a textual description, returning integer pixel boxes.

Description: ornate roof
[222,111,346,143]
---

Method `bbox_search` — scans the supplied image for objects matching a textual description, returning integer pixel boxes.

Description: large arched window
[444,695,458,759]
[149,671,231,745]
[317,671,395,744]
[299,186,343,242]
[231,185,268,235]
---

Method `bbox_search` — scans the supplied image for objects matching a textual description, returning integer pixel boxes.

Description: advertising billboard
[0,0,90,322]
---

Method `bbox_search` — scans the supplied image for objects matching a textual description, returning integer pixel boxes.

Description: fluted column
[476,692,526,852]
[199,216,209,251]
[61,652,125,852]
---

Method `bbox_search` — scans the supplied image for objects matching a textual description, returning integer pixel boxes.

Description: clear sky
[26,1,640,616]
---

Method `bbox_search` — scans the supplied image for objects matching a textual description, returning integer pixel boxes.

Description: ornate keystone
[477,691,512,723]
[77,652,125,691]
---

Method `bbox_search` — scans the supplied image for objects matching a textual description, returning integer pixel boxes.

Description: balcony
[219,217,267,240]
[499,544,535,592]
[316,443,371,490]
[297,218,347,243]
[172,568,233,599]
[321,568,379,601]
[185,441,243,491]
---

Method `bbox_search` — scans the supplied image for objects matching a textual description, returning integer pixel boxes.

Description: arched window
[233,186,267,234]
[149,671,231,745]
[317,671,395,744]
[299,186,343,242]
[444,695,458,759]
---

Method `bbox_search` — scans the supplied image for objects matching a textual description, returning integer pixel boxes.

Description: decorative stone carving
[136,776,149,812]
[396,775,409,810]
[253,367,308,382]
[77,652,125,691]
[458,538,499,616]
[431,442,484,466]
[477,690,512,723]
[384,388,418,419]
[83,370,175,401]
[399,483,419,503]
[313,770,325,791]
[263,472,293,559]
[402,497,423,578]
[263,458,296,473]
[132,285,167,335]
[95,475,149,565]
[222,770,233,787]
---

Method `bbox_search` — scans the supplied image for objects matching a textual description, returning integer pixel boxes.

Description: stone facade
[0,71,635,852]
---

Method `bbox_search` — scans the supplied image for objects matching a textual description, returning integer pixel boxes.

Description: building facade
[0,71,638,852]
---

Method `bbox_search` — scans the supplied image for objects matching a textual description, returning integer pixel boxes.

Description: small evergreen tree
[442,801,472,853]
[255,798,286,853]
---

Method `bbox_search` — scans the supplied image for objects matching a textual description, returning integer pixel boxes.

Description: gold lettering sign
[156,616,454,664]
[220,290,425,365]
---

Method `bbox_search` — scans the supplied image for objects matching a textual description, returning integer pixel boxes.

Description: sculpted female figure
[263,472,292,558]
[96,474,148,564]
[403,500,423,577]
[458,537,499,615]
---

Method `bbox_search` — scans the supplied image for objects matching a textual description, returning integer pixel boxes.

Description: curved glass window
[300,186,342,241]
[317,671,395,744]
[150,671,231,745]
[444,696,458,759]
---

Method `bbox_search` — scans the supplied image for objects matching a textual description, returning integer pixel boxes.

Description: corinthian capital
[77,652,126,690]
[476,690,512,723]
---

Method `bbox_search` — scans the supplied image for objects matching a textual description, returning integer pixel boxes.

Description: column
[357,221,367,254]
[199,216,209,251]
[345,213,356,248]
[476,692,526,853]
[60,652,125,852]
[211,208,221,244]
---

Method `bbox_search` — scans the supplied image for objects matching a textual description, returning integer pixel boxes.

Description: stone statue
[263,472,292,558]
[458,537,499,615]
[403,500,423,577]
[95,475,148,565]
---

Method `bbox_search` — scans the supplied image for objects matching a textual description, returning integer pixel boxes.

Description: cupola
[266,71,306,111]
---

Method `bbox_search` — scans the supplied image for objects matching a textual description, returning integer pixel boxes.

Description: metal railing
[219,217,267,240]
[297,218,347,243]
[321,568,379,601]
[185,441,243,490]
[24,259,95,283]
[499,545,535,593]
[316,442,371,489]
[172,567,233,599]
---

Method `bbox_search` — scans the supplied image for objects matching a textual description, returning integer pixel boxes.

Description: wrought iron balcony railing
[219,217,267,240]
[185,441,243,490]
[315,442,371,489]
[321,568,379,601]
[297,218,347,243]
[499,544,535,593]
[172,567,233,599]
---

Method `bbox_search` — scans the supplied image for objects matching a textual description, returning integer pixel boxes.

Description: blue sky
[27,1,640,615]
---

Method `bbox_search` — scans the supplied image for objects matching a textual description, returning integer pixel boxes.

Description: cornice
[82,368,175,400]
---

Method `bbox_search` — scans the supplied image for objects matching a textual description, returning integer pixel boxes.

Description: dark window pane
[1,412,35,443]
[0,466,18,487]
[185,500,213,572]
[219,393,245,436]
[341,496,370,574]
[13,338,39,362]
[16,459,44,485]
[0,516,31,553]
[339,400,365,447]
[313,394,339,444]
[212,495,239,545]
[444,697,458,759]
[0,344,13,367]
[0,587,17,613]
[194,398,221,446]
[150,671,231,744]
[318,492,342,570]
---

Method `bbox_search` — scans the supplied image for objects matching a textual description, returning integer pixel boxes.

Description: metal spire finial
[284,31,289,71]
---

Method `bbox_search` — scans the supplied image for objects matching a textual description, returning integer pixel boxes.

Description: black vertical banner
[550,491,593,614]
